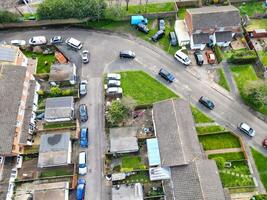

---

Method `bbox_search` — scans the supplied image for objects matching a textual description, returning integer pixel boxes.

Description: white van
[66,37,82,50]
[78,151,87,175]
[174,50,191,66]
[29,36,47,45]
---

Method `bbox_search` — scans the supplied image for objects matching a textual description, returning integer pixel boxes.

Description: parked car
[16,155,23,169]
[76,179,86,200]
[238,123,255,137]
[174,50,191,66]
[136,23,149,34]
[106,87,123,95]
[78,152,87,175]
[80,127,88,148]
[29,36,47,45]
[79,104,88,122]
[66,37,82,50]
[158,19,165,31]
[169,32,177,46]
[107,73,121,80]
[50,36,63,44]
[131,15,148,25]
[79,80,87,96]
[107,80,121,87]
[82,50,89,63]
[10,40,26,46]
[199,96,215,110]
[194,50,204,66]
[206,50,215,64]
[119,50,135,59]
[158,68,175,82]
[263,138,267,148]
[151,30,165,42]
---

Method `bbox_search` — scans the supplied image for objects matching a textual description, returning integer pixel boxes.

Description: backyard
[43,122,76,129]
[40,167,73,178]
[191,106,214,123]
[120,71,178,105]
[125,2,175,15]
[23,50,55,74]
[237,1,266,16]
[246,19,267,32]
[251,148,267,190]
[198,132,241,150]
[121,156,146,172]
[119,170,150,184]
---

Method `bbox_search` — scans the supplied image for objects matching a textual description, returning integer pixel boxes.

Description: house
[37,133,71,168]
[152,99,227,200]
[184,6,241,49]
[49,63,77,86]
[44,96,74,123]
[112,183,143,200]
[109,127,139,154]
[0,45,28,67]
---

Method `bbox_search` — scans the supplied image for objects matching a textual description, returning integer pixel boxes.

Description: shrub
[228,49,257,64]
[252,195,267,200]
[213,157,226,169]
[214,44,223,63]
[106,100,129,126]
[0,10,19,23]
[61,89,75,96]
[37,90,46,96]
[49,87,61,97]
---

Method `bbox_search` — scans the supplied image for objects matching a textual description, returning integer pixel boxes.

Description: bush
[49,87,61,97]
[37,90,46,96]
[0,10,19,23]
[106,100,129,126]
[214,44,223,63]
[252,195,267,200]
[228,49,257,64]
[213,157,226,169]
[61,89,75,96]
[105,6,126,20]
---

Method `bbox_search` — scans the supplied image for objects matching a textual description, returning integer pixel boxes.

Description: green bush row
[214,44,223,63]
[37,87,76,97]
[228,50,257,64]
[251,194,267,200]
[0,10,19,23]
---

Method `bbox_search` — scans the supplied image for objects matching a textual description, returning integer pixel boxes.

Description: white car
[10,40,26,46]
[78,152,87,175]
[29,36,47,45]
[82,50,89,63]
[16,155,23,169]
[238,123,255,137]
[107,73,121,80]
[174,50,191,66]
[106,87,123,95]
[66,37,82,50]
[108,80,121,87]
[79,80,87,96]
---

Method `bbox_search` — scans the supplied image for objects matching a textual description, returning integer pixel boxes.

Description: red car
[205,50,216,64]
[263,138,267,148]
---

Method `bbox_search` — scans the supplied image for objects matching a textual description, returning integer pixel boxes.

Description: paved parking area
[0,0,18,9]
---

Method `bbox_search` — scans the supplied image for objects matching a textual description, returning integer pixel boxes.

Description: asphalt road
[1,28,267,197]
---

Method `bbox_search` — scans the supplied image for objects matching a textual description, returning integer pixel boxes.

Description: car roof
[176,50,188,59]
[68,37,81,46]
[241,123,251,131]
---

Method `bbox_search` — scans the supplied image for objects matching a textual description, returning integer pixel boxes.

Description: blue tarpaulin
[131,15,148,25]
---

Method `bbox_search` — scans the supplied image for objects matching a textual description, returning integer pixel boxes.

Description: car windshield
[249,128,253,133]
[197,55,203,61]
[184,57,190,62]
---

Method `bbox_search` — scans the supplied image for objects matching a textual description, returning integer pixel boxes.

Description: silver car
[107,80,121,87]
[106,87,123,95]
[79,80,87,96]
[82,50,89,63]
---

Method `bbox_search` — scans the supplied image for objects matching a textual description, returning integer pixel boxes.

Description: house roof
[193,33,210,44]
[38,132,70,167]
[19,80,36,144]
[44,96,74,121]
[109,127,139,154]
[0,45,18,63]
[215,31,233,42]
[112,183,143,200]
[153,99,203,167]
[33,182,69,200]
[186,5,240,32]
[0,65,27,155]
[163,160,225,200]
[49,63,75,82]
[146,138,160,166]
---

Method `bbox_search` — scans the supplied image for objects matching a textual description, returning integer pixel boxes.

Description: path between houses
[205,148,243,155]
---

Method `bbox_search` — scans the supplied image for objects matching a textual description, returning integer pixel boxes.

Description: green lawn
[126,2,175,14]
[120,71,178,105]
[196,125,225,135]
[238,1,266,16]
[40,168,72,178]
[208,152,245,161]
[198,132,241,150]
[259,51,267,66]
[178,7,186,19]
[23,13,38,20]
[120,170,150,184]
[43,122,76,129]
[217,68,230,91]
[246,19,267,32]
[23,51,55,74]
[251,148,267,190]
[121,156,146,172]
[191,106,214,123]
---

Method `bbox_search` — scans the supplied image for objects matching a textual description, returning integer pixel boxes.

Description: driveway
[1,28,267,198]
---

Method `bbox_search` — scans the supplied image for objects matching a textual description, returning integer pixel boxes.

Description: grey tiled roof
[215,31,233,42]
[193,33,210,44]
[0,46,17,62]
[164,160,225,200]
[44,96,74,121]
[0,65,27,154]
[20,80,36,144]
[153,99,203,167]
[49,63,75,82]
[187,5,240,32]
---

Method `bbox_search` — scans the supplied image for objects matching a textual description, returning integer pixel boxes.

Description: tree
[0,10,19,23]
[106,100,129,126]
[49,87,61,97]
[243,80,267,109]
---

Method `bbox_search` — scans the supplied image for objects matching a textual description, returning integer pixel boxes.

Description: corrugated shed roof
[146,138,160,166]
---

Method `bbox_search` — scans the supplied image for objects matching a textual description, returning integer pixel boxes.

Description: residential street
[1,28,267,198]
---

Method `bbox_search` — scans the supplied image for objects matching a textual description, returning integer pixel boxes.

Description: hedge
[228,49,257,64]
[0,10,19,23]
[252,195,267,200]
[214,44,223,63]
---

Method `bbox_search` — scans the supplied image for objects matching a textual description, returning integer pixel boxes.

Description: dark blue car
[158,68,175,82]
[80,127,88,148]
[77,179,86,200]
